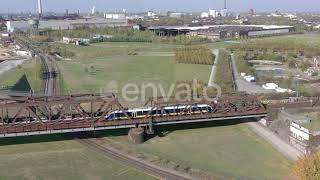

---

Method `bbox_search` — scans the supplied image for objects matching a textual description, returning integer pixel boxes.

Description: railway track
[15,36,59,96]
[40,54,58,96]
[77,137,194,180]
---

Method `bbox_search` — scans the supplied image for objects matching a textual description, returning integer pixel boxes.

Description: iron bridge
[0,93,268,138]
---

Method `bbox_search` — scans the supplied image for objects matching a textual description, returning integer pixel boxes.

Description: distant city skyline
[1,0,319,13]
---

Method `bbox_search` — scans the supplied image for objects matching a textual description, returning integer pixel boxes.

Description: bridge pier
[128,127,145,144]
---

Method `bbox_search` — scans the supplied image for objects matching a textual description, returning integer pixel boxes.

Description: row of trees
[43,26,209,45]
[175,47,214,65]
[228,39,320,58]
[214,50,235,93]
[154,35,209,45]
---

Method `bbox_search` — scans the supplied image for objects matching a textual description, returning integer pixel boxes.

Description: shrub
[293,151,320,180]
[175,47,214,65]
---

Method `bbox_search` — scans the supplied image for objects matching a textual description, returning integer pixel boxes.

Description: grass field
[0,40,294,179]
[97,121,294,180]
[0,59,41,92]
[300,112,320,131]
[251,33,320,43]
[0,135,156,180]
[57,42,212,95]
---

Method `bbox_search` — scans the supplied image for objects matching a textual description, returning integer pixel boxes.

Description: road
[208,49,219,87]
[229,53,303,161]
[245,121,303,162]
[78,138,195,180]
[0,59,26,75]
[230,54,273,94]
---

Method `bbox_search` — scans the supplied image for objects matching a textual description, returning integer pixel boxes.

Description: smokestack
[38,0,43,17]
[224,0,227,9]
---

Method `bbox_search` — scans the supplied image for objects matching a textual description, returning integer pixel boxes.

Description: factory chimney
[38,0,43,17]
[224,0,227,9]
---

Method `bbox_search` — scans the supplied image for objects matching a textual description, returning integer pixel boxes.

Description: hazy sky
[1,0,319,13]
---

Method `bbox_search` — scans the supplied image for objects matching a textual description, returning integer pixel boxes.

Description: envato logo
[100,79,222,102]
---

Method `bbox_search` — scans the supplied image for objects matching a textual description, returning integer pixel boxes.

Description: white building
[290,122,312,153]
[6,21,29,32]
[291,122,310,138]
[105,13,126,20]
[169,12,183,18]
[16,50,32,57]
[209,9,218,18]
[314,24,320,29]
[262,83,279,90]
[147,11,156,17]
[200,12,209,18]
[220,8,228,17]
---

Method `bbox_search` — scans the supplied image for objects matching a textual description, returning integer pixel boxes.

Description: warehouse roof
[148,25,294,31]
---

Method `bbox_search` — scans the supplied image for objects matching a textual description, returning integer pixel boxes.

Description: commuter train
[105,104,214,121]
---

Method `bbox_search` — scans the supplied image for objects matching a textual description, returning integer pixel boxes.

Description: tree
[293,151,320,180]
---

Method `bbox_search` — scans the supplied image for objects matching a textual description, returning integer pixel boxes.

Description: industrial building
[5,18,128,32]
[104,13,126,20]
[148,25,295,40]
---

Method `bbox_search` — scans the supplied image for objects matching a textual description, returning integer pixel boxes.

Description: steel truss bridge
[0,93,268,138]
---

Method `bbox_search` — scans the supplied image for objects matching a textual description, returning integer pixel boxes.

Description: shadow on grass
[144,118,257,142]
[0,134,73,146]
[0,118,257,146]
[10,74,32,92]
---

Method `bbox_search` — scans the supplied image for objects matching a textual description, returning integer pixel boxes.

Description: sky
[1,0,319,13]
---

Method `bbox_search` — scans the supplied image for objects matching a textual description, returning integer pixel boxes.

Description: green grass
[214,49,234,93]
[0,135,156,180]
[205,41,234,49]
[300,112,320,131]
[250,33,320,43]
[0,59,41,92]
[57,42,211,95]
[100,122,293,179]
[59,42,182,59]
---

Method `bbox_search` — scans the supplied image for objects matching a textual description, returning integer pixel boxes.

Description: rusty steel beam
[0,93,267,137]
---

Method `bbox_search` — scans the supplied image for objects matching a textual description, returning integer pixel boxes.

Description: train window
[106,113,114,120]
[143,111,150,115]
[192,107,199,112]
[137,111,143,116]
[167,109,173,114]
[200,107,207,111]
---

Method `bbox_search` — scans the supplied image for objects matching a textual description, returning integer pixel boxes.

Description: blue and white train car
[105,104,214,121]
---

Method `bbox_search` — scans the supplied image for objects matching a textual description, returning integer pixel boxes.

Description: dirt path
[246,121,303,162]
[208,49,219,87]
